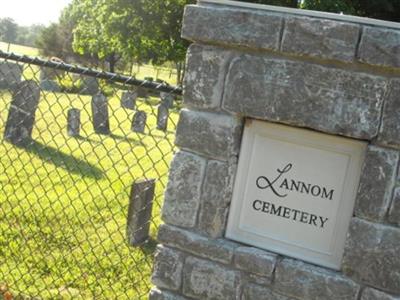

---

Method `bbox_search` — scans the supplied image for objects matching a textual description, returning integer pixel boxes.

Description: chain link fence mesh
[0,51,182,299]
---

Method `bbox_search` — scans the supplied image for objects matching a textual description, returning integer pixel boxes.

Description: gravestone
[39,67,63,92]
[160,92,175,109]
[136,87,148,98]
[126,179,156,246]
[131,111,147,134]
[156,104,169,131]
[91,94,110,134]
[81,76,99,95]
[4,80,40,145]
[0,62,23,90]
[67,108,80,137]
[121,91,137,110]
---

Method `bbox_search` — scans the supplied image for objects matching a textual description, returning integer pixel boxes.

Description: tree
[302,0,400,22]
[69,0,194,80]
[0,18,18,45]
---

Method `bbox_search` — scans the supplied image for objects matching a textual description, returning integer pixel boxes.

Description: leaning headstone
[131,111,147,134]
[121,91,137,110]
[0,62,23,90]
[4,80,40,145]
[67,108,80,137]
[160,92,175,109]
[91,94,110,134]
[81,76,99,95]
[156,104,169,131]
[126,178,156,246]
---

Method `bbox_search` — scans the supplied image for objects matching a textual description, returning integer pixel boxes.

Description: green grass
[0,42,39,57]
[0,82,179,299]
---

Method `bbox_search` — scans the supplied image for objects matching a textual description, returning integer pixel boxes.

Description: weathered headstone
[131,111,147,133]
[121,91,137,110]
[160,92,175,109]
[0,62,23,90]
[91,94,110,134]
[4,80,40,145]
[126,179,156,246]
[67,108,80,137]
[81,76,99,95]
[156,104,169,131]
[137,87,148,98]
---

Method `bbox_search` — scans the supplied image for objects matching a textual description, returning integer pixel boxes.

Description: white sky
[0,0,72,26]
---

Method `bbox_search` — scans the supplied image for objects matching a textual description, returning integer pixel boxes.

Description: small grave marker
[91,94,110,134]
[126,179,156,246]
[131,111,147,134]
[67,108,80,137]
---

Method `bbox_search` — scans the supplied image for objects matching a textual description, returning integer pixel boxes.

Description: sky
[0,0,72,26]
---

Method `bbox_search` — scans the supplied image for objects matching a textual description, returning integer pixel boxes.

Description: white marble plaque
[226,120,366,269]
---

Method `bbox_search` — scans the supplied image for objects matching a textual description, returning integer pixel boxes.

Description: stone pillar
[150,1,400,300]
[91,93,110,134]
[4,80,40,145]
[67,108,80,137]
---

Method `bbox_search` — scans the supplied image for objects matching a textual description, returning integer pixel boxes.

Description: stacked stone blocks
[151,2,400,299]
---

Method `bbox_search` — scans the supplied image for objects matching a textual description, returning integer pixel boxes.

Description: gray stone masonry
[198,160,237,238]
[157,224,239,265]
[234,247,277,279]
[121,91,137,110]
[162,151,206,228]
[182,2,400,69]
[4,80,40,145]
[378,79,400,149]
[182,256,240,299]
[281,16,360,62]
[223,54,387,140]
[0,62,23,90]
[389,187,400,226]
[361,288,400,300]
[183,44,234,110]
[358,27,400,69]
[275,258,360,300]
[242,284,296,300]
[149,288,191,300]
[182,5,283,51]
[151,245,185,291]
[354,145,399,222]
[152,2,400,299]
[342,218,400,294]
[176,109,243,161]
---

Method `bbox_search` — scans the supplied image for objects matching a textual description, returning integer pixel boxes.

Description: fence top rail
[0,50,183,96]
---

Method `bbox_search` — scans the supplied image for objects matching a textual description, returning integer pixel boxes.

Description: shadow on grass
[20,139,104,180]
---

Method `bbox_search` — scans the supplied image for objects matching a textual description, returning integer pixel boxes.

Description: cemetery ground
[0,42,179,86]
[0,87,179,299]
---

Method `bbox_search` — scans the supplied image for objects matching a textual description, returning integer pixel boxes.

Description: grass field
[0,80,179,298]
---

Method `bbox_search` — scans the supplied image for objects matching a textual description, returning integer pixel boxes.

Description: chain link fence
[0,50,182,299]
